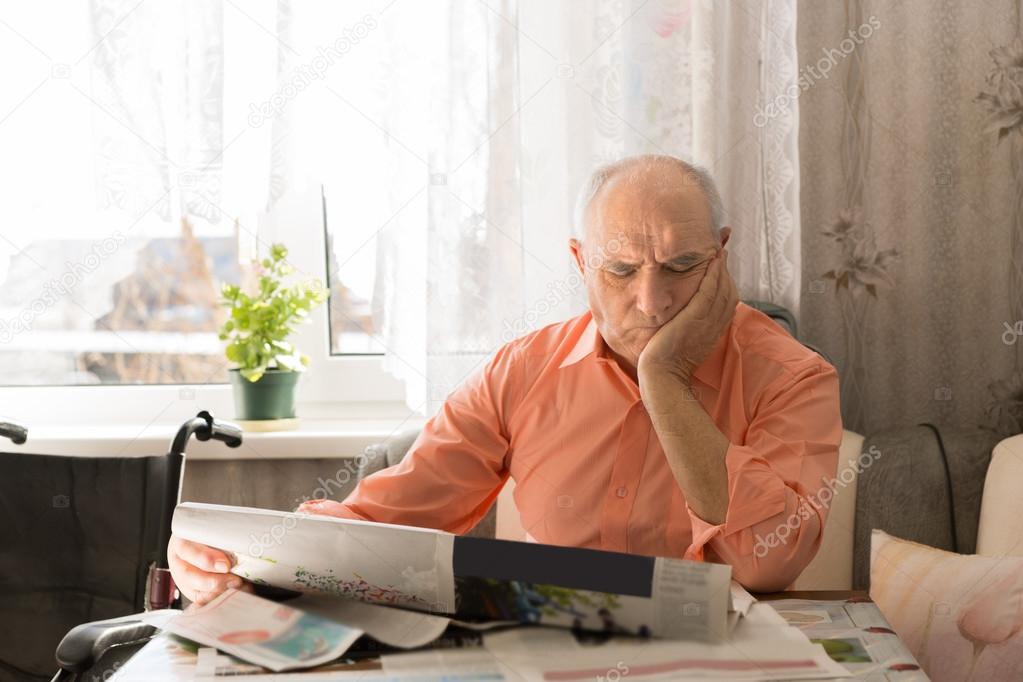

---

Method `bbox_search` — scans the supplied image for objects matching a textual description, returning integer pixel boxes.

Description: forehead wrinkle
[588,166,716,249]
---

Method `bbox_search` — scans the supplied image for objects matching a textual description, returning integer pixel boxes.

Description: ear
[719,226,732,249]
[569,238,586,274]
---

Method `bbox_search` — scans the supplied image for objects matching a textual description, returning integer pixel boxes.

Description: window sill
[13,415,427,459]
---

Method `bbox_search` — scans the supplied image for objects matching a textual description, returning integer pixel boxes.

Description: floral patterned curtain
[798,0,1023,436]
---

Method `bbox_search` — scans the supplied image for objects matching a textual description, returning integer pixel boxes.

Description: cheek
[596,270,629,291]
[589,272,630,316]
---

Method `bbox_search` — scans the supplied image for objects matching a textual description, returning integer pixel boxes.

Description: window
[0,2,397,390]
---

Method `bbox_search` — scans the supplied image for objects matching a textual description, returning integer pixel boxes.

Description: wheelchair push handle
[170,410,242,454]
[0,419,27,445]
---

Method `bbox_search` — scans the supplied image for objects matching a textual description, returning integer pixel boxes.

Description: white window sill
[12,415,427,459]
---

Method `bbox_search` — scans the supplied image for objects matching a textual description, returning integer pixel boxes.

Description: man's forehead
[589,177,713,238]
[590,219,714,250]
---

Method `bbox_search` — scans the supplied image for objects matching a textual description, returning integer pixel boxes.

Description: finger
[711,254,738,322]
[707,254,737,326]
[295,499,329,512]
[306,501,350,518]
[169,545,242,597]
[190,589,218,607]
[192,580,253,606]
[172,536,233,573]
[691,252,724,315]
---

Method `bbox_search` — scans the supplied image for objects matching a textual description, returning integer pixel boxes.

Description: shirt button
[616,486,628,498]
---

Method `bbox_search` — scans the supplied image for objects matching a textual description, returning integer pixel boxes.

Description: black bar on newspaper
[453,536,655,598]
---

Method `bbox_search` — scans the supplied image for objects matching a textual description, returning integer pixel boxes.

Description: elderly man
[170,154,842,603]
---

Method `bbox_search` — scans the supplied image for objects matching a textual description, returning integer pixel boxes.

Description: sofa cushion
[977,433,1023,557]
[791,429,865,590]
[870,529,1023,681]
[853,425,1001,589]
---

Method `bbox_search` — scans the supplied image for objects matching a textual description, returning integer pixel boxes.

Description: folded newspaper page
[769,598,926,678]
[163,588,364,672]
[172,502,733,641]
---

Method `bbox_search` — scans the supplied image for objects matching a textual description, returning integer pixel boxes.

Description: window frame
[0,187,409,427]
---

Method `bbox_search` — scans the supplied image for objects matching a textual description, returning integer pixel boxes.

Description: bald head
[573,154,724,243]
[567,154,732,377]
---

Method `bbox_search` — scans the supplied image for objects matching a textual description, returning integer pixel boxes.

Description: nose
[634,270,672,319]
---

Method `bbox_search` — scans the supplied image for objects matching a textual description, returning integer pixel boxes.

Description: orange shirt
[332,303,842,592]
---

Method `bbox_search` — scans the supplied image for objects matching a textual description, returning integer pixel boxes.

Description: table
[101,590,925,680]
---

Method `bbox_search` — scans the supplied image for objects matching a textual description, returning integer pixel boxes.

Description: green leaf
[242,367,265,382]
[218,241,327,374]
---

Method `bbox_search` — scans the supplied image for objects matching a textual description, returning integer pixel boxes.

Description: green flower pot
[229,368,300,420]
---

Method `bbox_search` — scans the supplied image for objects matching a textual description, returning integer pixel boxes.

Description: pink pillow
[870,529,1023,681]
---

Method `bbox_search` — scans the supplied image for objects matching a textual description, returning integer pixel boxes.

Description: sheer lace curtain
[364,0,802,414]
[74,0,802,413]
[83,0,281,248]
[0,1,276,347]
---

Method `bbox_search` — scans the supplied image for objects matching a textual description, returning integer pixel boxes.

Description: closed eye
[604,264,637,277]
[666,256,713,274]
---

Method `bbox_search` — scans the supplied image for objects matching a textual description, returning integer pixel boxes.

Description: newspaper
[380,602,851,681]
[768,598,927,679]
[173,502,457,613]
[163,589,364,672]
[172,502,733,642]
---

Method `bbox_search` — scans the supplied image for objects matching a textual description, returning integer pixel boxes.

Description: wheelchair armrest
[55,619,158,673]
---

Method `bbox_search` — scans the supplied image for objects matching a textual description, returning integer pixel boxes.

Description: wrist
[638,360,693,387]
[638,365,698,411]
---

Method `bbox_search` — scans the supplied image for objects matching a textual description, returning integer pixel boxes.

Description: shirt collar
[558,310,732,391]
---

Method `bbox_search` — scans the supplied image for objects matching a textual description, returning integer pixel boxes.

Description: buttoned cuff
[683,442,788,561]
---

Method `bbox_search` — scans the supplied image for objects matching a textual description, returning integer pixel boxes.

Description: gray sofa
[852,424,1001,588]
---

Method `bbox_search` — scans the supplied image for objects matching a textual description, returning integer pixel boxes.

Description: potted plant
[219,243,328,423]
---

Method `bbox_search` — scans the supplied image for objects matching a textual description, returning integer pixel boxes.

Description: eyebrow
[606,252,709,267]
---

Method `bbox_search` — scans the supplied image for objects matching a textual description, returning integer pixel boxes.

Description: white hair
[572,154,725,241]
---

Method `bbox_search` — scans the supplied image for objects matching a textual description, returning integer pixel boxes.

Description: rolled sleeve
[684,358,842,592]
[336,345,521,534]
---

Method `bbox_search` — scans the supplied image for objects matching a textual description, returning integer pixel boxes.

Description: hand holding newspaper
[171,502,734,640]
